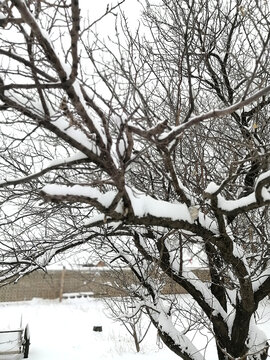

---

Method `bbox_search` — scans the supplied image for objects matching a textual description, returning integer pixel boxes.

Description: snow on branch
[12,0,70,80]
[41,184,199,229]
[41,184,124,217]
[180,270,227,317]
[254,170,270,205]
[0,152,87,188]
[252,266,270,293]
[204,170,270,217]
[12,0,108,147]
[0,86,104,162]
[147,299,204,360]
[159,84,270,144]
[126,187,192,222]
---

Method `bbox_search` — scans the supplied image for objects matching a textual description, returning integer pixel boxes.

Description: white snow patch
[255,170,270,186]
[42,184,122,210]
[205,182,220,194]
[247,315,268,358]
[52,117,100,154]
[126,188,192,222]
[198,212,219,234]
[252,267,270,292]
[1,296,270,359]
[217,193,256,212]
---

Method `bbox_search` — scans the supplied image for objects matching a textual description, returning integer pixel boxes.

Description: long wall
[0,268,209,302]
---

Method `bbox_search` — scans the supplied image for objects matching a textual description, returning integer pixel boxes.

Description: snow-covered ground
[0,296,270,359]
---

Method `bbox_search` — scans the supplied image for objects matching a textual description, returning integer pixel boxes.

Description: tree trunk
[215,329,269,360]
[133,329,140,353]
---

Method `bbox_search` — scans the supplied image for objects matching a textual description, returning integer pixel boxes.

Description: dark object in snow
[93,326,102,332]
[261,342,269,360]
[23,324,30,358]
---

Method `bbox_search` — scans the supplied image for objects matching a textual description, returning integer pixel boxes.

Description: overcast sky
[84,0,142,33]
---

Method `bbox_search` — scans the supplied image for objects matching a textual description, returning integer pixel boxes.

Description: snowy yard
[0,296,270,359]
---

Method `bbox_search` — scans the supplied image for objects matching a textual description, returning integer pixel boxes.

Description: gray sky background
[85,0,142,32]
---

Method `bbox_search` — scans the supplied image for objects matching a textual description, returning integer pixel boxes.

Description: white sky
[83,0,142,31]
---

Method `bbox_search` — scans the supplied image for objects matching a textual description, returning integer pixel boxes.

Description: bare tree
[0,0,270,359]
[104,295,151,353]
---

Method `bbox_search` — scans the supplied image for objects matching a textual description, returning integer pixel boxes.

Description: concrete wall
[0,268,210,302]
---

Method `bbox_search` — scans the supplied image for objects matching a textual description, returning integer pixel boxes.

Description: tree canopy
[0,0,270,359]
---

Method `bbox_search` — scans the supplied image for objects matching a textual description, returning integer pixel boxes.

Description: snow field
[0,296,269,359]
[0,297,180,360]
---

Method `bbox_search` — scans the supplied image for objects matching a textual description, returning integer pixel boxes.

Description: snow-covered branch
[1,1,270,359]
[205,170,270,218]
[159,85,270,144]
[149,299,205,360]
[0,152,87,188]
